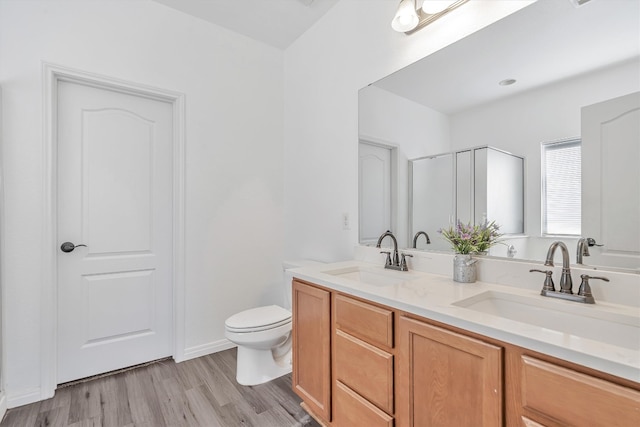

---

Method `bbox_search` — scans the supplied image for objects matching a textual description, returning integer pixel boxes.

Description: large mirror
[359,0,640,272]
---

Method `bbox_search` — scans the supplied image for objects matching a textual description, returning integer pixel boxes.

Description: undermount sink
[452,291,640,350]
[322,265,420,287]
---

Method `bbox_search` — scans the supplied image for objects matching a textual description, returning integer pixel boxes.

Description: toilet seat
[225,305,291,333]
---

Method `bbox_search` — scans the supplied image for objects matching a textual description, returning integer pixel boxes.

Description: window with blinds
[542,139,581,235]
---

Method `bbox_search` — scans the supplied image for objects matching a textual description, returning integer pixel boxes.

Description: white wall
[0,0,284,405]
[283,0,534,263]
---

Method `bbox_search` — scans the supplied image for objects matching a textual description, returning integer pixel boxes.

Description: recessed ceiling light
[499,79,517,86]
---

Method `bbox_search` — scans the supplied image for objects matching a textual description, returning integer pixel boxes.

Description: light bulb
[421,0,455,15]
[391,0,419,32]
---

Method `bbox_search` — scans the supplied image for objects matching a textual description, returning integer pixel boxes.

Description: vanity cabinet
[396,316,502,427]
[292,279,331,424]
[292,278,640,427]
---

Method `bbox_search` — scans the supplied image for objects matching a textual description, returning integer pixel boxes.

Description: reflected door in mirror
[359,142,392,244]
[582,92,640,270]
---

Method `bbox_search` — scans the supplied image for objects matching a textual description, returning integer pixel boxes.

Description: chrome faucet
[376,230,408,271]
[576,237,590,264]
[530,268,609,304]
[529,240,608,304]
[412,231,431,248]
[576,237,603,264]
[544,241,573,294]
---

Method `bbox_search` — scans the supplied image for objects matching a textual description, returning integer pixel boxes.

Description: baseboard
[6,387,42,409]
[181,338,236,362]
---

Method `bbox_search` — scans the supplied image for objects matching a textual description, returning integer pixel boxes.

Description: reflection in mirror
[409,153,453,251]
[455,146,524,234]
[359,141,392,245]
[581,92,640,270]
[471,147,524,235]
[409,146,524,251]
[358,0,640,272]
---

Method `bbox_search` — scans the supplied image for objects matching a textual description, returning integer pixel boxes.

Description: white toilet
[224,260,322,386]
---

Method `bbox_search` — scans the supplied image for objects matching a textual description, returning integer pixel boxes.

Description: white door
[582,91,640,270]
[56,80,173,383]
[359,142,392,244]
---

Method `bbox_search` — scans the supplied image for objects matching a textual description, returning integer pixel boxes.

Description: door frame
[41,63,186,399]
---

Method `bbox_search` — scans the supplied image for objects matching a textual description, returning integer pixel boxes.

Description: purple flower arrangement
[438,219,502,254]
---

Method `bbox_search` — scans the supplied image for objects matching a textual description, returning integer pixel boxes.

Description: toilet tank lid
[225,305,291,330]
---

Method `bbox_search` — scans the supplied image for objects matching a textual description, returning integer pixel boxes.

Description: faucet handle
[529,269,555,292]
[586,238,604,247]
[400,253,413,271]
[578,274,609,301]
[380,251,392,266]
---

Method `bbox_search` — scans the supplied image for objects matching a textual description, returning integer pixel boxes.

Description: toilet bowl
[225,305,292,386]
[224,259,323,386]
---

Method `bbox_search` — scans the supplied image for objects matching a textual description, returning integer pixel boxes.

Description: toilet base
[235,344,292,386]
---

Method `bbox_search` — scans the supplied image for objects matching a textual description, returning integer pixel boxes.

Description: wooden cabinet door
[292,280,331,423]
[397,316,502,427]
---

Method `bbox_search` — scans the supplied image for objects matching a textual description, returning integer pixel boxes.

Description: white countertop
[289,259,640,384]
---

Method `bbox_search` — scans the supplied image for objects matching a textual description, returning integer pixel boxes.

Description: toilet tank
[282,259,324,310]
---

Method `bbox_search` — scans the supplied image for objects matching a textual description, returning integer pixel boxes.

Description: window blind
[542,140,581,235]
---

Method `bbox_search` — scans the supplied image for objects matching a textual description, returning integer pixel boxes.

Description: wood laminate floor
[1,348,320,427]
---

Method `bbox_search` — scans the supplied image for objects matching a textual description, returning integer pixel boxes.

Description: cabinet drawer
[334,294,393,348]
[520,356,640,426]
[334,381,394,427]
[335,329,394,414]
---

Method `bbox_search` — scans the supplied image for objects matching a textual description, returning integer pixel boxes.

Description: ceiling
[373,0,640,114]
[152,0,340,49]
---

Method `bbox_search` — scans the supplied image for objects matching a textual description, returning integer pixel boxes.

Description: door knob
[60,242,87,253]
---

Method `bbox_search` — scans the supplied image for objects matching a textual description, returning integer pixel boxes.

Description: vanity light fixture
[421,0,456,14]
[392,0,470,34]
[391,0,420,33]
